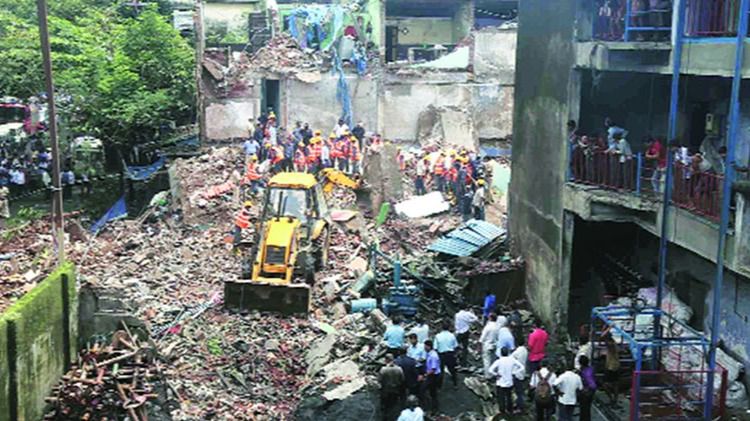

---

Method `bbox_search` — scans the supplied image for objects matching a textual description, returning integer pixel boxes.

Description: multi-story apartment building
[510,0,750,417]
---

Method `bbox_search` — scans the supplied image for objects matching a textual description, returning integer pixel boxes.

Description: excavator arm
[318,168,360,194]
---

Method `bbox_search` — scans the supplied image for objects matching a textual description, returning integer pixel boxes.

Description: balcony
[568,145,724,222]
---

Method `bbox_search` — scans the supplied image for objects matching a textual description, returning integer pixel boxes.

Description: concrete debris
[416,105,478,151]
[414,46,470,69]
[394,191,450,219]
[322,377,367,401]
[248,34,322,77]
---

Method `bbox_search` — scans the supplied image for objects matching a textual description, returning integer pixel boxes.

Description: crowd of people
[398,146,490,221]
[595,0,673,41]
[377,292,621,421]
[569,116,733,213]
[240,111,491,221]
[240,113,366,193]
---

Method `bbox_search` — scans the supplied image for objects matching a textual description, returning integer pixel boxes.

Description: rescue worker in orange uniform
[308,133,323,173]
[349,135,361,174]
[270,143,284,173]
[338,135,351,172]
[330,134,341,169]
[233,200,253,245]
[294,142,308,172]
[243,155,262,194]
[434,152,446,192]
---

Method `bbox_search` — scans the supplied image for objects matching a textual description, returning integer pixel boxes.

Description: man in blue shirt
[243,137,260,159]
[434,321,459,388]
[406,333,426,371]
[383,317,405,356]
[483,290,496,321]
[496,325,516,356]
[422,340,441,413]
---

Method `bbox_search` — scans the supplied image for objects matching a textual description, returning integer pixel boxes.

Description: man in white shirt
[454,306,478,365]
[408,317,429,344]
[511,338,529,414]
[434,321,459,388]
[479,313,500,378]
[553,364,583,421]
[575,336,593,370]
[397,395,424,421]
[334,119,349,138]
[489,347,524,415]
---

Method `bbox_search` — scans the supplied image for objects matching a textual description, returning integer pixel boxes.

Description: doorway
[385,25,399,62]
[262,79,280,117]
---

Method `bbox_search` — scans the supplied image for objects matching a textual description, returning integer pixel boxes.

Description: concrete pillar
[559,211,575,334]
[453,0,475,42]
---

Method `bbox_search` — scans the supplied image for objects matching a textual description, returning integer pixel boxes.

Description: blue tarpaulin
[126,155,165,181]
[90,195,128,234]
[333,50,353,128]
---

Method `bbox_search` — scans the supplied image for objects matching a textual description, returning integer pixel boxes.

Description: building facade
[510,0,750,407]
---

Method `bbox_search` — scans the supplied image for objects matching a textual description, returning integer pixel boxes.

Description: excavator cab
[224,172,331,315]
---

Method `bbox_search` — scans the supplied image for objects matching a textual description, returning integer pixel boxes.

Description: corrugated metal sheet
[427,219,506,257]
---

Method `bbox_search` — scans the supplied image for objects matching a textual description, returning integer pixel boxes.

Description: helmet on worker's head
[329,133,336,139]
[243,200,252,207]
[477,179,486,186]
[251,155,258,161]
[264,142,271,147]
[269,112,276,119]
[449,149,456,157]
[345,131,351,136]
[298,141,305,147]
[314,130,322,136]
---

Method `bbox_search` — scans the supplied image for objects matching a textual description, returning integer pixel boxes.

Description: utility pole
[37,0,65,265]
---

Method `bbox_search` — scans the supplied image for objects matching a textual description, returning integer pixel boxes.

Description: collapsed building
[196,0,517,149]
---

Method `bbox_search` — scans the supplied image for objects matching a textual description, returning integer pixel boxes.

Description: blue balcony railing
[593,0,672,41]
[593,0,749,42]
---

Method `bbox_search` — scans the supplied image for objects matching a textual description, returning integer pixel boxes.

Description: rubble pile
[0,215,88,312]
[249,34,323,76]
[44,328,161,421]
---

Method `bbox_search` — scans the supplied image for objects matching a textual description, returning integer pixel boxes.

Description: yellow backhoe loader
[224,170,359,314]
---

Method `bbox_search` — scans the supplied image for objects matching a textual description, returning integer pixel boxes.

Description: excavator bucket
[224,280,311,315]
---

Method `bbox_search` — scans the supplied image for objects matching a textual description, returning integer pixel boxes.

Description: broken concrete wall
[382,80,513,144]
[284,74,378,134]
[205,99,260,141]
[363,143,404,211]
[473,29,516,84]
[416,104,477,150]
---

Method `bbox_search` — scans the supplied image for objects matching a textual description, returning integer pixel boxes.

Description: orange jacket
[271,146,284,164]
[434,157,445,175]
[349,143,360,160]
[235,208,251,229]
[244,162,261,182]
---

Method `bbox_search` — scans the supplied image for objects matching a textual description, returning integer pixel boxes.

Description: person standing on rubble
[266,114,278,145]
[321,135,333,169]
[334,119,349,138]
[529,360,557,421]
[308,132,323,172]
[496,322,515,356]
[527,319,549,374]
[483,291,496,321]
[434,321,459,389]
[472,179,487,220]
[383,317,406,356]
[301,123,313,145]
[480,313,500,378]
[406,333,426,373]
[294,142,307,172]
[352,121,366,150]
[433,152,446,192]
[243,135,260,160]
[409,317,429,344]
[490,346,524,416]
[379,353,405,421]
[454,306,478,365]
[232,200,253,245]
[553,362,583,421]
[421,340,441,413]
[511,337,529,414]
[243,156,262,194]
[395,352,420,400]
[281,136,295,172]
[578,355,597,421]
[349,135,362,174]
[397,395,424,421]
[415,155,428,196]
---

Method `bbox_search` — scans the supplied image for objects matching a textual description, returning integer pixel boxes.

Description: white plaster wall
[473,29,517,84]
[205,100,258,140]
